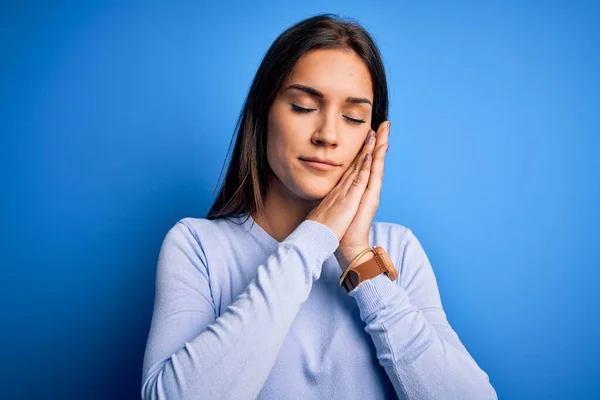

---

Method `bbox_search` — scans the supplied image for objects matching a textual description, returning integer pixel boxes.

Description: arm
[141,218,338,400]
[349,229,497,400]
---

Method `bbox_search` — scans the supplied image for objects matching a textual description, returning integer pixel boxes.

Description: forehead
[283,48,373,100]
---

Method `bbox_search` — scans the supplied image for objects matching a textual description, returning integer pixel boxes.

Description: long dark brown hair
[206,14,389,221]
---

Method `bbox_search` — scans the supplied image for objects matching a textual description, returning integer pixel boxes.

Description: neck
[252,173,319,242]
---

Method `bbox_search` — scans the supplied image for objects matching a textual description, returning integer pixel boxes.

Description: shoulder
[370,220,419,255]
[159,216,237,262]
[370,220,432,285]
[156,216,241,278]
[164,216,233,244]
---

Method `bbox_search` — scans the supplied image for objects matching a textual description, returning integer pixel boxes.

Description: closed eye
[344,116,366,125]
[291,104,366,125]
[291,104,315,113]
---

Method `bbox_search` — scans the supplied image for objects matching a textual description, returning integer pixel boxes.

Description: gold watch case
[339,246,398,292]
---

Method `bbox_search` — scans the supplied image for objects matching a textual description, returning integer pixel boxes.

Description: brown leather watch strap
[341,255,387,293]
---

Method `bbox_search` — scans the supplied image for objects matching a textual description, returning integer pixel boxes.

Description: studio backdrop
[1,1,598,399]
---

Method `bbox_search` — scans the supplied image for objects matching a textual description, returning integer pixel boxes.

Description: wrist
[339,246,399,293]
[336,246,374,272]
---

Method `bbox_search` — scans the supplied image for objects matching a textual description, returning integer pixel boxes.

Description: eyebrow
[285,84,372,106]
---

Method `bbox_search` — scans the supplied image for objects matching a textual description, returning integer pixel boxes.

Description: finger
[340,128,375,181]
[342,133,376,193]
[374,120,391,150]
[350,122,391,215]
[360,142,388,212]
[339,128,376,185]
[345,144,375,198]
[343,120,388,189]
[367,121,390,189]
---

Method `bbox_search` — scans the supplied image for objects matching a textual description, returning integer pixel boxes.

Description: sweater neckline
[237,212,280,247]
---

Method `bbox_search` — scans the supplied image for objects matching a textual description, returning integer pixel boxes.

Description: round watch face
[340,247,399,292]
[374,246,398,281]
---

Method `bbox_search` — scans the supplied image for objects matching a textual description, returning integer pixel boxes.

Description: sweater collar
[234,212,280,248]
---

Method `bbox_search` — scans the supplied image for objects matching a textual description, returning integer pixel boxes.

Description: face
[266,48,373,202]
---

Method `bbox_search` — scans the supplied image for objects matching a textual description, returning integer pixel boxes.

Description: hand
[306,123,380,243]
[334,121,390,271]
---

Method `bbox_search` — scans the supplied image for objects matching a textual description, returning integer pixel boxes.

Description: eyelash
[291,104,366,125]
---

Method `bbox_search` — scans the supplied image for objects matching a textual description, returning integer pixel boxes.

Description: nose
[311,112,339,148]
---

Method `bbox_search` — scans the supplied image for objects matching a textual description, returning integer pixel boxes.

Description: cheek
[266,104,302,159]
[266,110,294,177]
[344,140,365,168]
[265,131,282,175]
[266,107,280,158]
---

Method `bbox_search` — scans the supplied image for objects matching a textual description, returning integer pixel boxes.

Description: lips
[299,157,339,166]
[300,158,338,171]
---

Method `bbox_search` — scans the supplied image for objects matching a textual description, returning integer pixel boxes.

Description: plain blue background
[1,1,598,399]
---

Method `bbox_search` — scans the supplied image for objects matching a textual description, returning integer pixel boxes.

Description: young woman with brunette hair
[142,14,497,400]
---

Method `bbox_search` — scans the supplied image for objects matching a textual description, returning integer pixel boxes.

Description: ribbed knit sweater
[141,213,496,399]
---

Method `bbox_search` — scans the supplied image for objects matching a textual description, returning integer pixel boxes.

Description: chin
[270,167,337,203]
[293,178,334,201]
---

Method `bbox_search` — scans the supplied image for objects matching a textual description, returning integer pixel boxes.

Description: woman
[141,14,497,400]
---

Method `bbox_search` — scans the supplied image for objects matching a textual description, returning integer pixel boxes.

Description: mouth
[299,158,338,171]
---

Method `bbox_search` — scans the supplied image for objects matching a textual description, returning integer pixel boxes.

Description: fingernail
[386,122,391,135]
[366,129,375,144]
[386,144,390,153]
[364,153,371,162]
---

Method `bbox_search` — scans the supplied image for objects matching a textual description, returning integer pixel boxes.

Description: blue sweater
[141,213,497,399]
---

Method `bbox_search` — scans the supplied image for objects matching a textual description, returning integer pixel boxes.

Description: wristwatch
[339,246,398,293]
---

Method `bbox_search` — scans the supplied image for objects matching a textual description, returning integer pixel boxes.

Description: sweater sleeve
[348,228,497,400]
[141,218,339,400]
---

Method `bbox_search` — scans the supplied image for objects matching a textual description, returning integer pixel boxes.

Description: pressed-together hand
[306,121,391,271]
[335,121,390,271]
